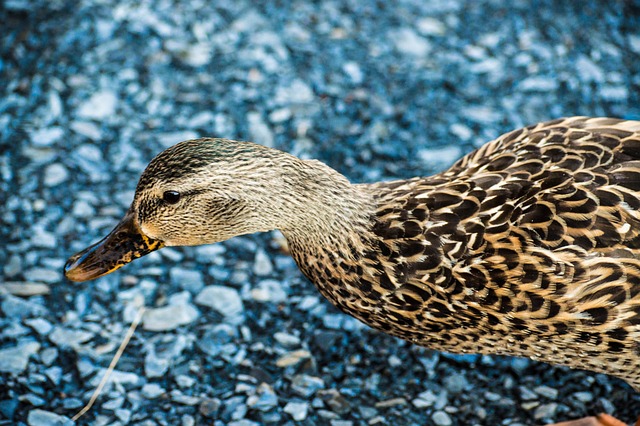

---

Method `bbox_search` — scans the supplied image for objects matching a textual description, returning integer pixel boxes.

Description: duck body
[65,116,640,390]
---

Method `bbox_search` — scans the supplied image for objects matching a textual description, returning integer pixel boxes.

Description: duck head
[64,138,310,282]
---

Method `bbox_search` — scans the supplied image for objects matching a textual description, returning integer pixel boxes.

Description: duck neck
[275,158,374,247]
[264,157,383,325]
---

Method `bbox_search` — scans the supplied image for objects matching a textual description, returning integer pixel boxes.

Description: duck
[65,116,640,422]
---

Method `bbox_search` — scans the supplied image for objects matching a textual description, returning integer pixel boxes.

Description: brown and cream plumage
[65,116,640,391]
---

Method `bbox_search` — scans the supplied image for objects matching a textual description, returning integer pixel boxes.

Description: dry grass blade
[72,306,146,421]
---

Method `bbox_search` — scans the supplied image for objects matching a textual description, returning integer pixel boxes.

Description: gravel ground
[2,0,640,425]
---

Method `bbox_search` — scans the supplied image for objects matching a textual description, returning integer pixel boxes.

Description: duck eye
[162,190,181,204]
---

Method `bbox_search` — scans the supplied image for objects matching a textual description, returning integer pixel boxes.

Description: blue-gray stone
[246,383,278,411]
[141,383,166,399]
[1,294,48,318]
[44,366,62,386]
[196,324,236,357]
[62,398,84,409]
[195,285,244,321]
[23,394,46,407]
[27,409,74,426]
[0,399,18,420]
[170,267,204,293]
[291,374,325,398]
[142,301,200,331]
[25,318,53,336]
[49,326,95,348]
[0,341,40,374]
[283,401,309,421]
[432,410,453,426]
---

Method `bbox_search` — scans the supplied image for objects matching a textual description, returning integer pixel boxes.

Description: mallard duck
[65,117,640,398]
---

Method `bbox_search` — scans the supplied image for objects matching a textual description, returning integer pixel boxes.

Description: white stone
[534,403,558,420]
[143,303,200,331]
[534,385,558,399]
[290,374,325,397]
[576,56,604,82]
[22,147,56,163]
[145,349,170,378]
[284,401,309,421]
[30,127,64,146]
[343,62,363,84]
[250,279,287,303]
[214,113,235,136]
[232,9,268,33]
[170,267,203,292]
[464,44,486,60]
[388,354,402,367]
[416,17,446,35]
[176,374,196,388]
[157,131,199,148]
[188,111,216,128]
[269,108,292,123]
[25,318,53,335]
[49,327,95,347]
[27,409,73,426]
[0,282,50,296]
[4,254,21,277]
[115,409,131,423]
[469,58,502,74]
[275,79,314,105]
[102,396,124,410]
[90,369,142,387]
[184,43,213,67]
[161,248,183,262]
[1,294,47,318]
[479,32,502,49]
[629,34,640,54]
[76,143,103,163]
[601,85,628,101]
[47,91,63,118]
[276,350,311,367]
[518,76,557,91]
[195,244,226,262]
[463,105,501,123]
[248,112,274,147]
[44,366,62,385]
[450,123,473,141]
[418,145,463,170]
[389,28,430,57]
[432,410,452,426]
[572,391,593,402]
[31,226,57,248]
[72,199,95,217]
[141,383,166,399]
[196,285,244,318]
[413,391,436,408]
[44,163,69,187]
[253,249,273,276]
[0,341,40,374]
[170,389,201,405]
[71,121,102,140]
[274,332,300,347]
[77,90,118,120]
[24,268,62,284]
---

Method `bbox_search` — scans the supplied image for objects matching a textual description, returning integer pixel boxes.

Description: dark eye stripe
[162,190,181,204]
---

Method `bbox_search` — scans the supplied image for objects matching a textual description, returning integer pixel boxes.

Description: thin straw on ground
[72,307,146,422]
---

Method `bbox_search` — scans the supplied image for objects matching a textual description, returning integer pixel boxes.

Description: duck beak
[64,210,164,282]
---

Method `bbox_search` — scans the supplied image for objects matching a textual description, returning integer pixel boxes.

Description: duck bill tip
[63,212,164,282]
